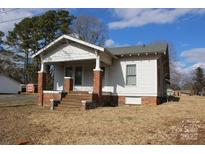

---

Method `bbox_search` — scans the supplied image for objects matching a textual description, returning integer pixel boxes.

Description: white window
[126,64,136,85]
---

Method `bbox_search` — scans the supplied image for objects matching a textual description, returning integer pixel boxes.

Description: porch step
[64,94,91,97]
[70,91,89,94]
[55,91,90,111]
[64,95,91,100]
[63,98,90,102]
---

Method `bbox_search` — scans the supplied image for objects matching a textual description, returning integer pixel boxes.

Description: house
[0,74,21,94]
[32,35,170,109]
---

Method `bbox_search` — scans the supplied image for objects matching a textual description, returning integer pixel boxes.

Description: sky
[0,8,205,75]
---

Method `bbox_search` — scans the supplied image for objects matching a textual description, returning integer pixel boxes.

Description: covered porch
[33,35,114,107]
[47,59,108,93]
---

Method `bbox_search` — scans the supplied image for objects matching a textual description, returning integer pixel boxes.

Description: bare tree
[168,43,182,90]
[72,15,108,46]
[151,41,182,90]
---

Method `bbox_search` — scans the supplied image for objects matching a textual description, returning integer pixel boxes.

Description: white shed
[0,74,21,94]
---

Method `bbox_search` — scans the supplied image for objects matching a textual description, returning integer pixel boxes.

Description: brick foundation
[99,95,159,106]
[38,72,46,106]
[118,96,125,105]
[141,96,159,105]
[64,77,73,93]
[43,92,62,107]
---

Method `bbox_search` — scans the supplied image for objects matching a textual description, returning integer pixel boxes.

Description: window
[126,64,136,85]
[65,67,73,77]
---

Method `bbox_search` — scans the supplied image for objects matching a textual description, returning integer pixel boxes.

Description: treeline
[182,67,205,95]
[0,10,107,84]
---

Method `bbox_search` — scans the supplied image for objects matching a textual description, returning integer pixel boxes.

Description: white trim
[38,71,46,73]
[43,57,96,63]
[93,68,103,71]
[32,34,104,58]
[43,90,62,94]
[110,93,158,97]
[64,77,73,79]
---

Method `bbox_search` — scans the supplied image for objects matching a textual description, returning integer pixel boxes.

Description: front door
[74,66,82,86]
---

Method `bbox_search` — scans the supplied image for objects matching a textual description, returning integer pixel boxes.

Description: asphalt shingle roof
[106,43,168,56]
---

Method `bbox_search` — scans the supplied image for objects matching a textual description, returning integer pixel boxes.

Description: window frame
[126,64,136,86]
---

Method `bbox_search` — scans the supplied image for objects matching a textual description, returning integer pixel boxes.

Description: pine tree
[193,67,205,95]
[6,10,75,83]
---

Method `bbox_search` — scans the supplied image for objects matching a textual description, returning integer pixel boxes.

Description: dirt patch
[0,96,205,144]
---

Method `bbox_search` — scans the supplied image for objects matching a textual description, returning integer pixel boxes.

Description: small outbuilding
[0,74,21,94]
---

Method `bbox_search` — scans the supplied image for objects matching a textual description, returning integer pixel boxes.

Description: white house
[0,74,21,94]
[32,35,170,109]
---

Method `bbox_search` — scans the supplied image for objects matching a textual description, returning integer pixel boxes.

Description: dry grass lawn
[0,95,205,144]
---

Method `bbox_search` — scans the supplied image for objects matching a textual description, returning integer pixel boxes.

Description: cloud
[0,8,49,35]
[105,39,115,47]
[176,48,205,76]
[181,48,205,63]
[104,39,129,47]
[108,8,205,29]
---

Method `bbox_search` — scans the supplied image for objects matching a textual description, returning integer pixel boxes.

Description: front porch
[32,35,119,109]
[37,50,113,109]
[51,59,106,93]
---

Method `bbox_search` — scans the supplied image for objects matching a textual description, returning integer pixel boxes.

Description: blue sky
[0,8,205,74]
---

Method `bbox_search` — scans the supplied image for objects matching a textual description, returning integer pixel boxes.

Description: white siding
[103,57,158,96]
[52,57,158,97]
[43,43,96,63]
[0,75,20,93]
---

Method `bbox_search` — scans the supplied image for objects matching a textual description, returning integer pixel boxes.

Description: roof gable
[32,35,104,58]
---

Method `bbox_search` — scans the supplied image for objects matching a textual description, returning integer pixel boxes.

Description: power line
[0,8,19,14]
[0,11,46,25]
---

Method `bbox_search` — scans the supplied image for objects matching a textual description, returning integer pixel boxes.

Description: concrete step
[70,91,89,94]
[57,105,81,109]
[62,98,90,102]
[60,101,82,105]
[64,96,91,100]
[66,93,90,96]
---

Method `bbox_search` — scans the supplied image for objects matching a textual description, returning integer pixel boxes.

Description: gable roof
[32,34,168,59]
[32,34,105,58]
[106,43,168,56]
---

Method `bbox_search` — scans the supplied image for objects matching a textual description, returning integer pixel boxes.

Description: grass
[0,94,37,107]
[0,95,205,144]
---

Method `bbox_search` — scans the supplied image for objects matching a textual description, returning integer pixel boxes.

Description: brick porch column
[37,61,46,106]
[38,71,46,106]
[93,51,102,99]
[93,69,102,97]
[64,77,73,93]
